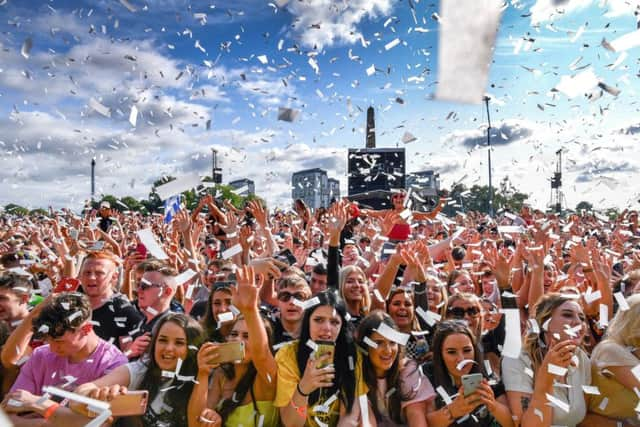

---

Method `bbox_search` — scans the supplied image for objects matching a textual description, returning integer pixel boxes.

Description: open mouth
[318,335,333,341]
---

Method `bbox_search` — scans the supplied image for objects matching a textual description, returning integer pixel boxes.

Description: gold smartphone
[210,341,245,364]
[314,341,335,369]
[82,390,148,417]
[110,390,148,416]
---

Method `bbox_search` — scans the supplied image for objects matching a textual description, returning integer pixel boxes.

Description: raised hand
[196,342,223,375]
[220,210,239,236]
[231,265,260,313]
[401,246,427,282]
[298,353,336,395]
[327,201,348,238]
[249,257,282,280]
[247,200,268,229]
[239,224,254,252]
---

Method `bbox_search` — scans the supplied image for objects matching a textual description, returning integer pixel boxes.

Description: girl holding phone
[192,266,279,427]
[75,313,207,427]
[425,320,512,427]
[274,290,368,427]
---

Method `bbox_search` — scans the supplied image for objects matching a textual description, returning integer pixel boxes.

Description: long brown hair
[357,311,412,423]
[431,320,486,393]
[524,293,579,372]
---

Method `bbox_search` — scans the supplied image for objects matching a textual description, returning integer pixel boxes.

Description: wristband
[43,403,60,420]
[582,267,594,273]
[296,383,310,397]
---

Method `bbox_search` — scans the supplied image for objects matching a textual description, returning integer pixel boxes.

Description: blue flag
[164,195,181,224]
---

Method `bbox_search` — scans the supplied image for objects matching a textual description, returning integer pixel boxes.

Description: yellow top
[224,400,279,427]
[274,341,368,427]
[589,340,640,423]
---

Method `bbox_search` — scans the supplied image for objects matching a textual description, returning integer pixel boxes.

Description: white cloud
[286,0,395,48]
[530,0,593,24]
[602,0,640,18]
[189,85,228,102]
[442,119,535,149]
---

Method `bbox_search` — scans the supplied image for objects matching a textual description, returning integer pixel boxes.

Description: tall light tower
[484,96,494,217]
[91,158,96,202]
[211,148,222,184]
[550,149,564,213]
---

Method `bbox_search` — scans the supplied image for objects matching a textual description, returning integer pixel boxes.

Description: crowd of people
[0,191,638,427]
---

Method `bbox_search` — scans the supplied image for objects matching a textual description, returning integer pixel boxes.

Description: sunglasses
[137,281,164,291]
[277,291,308,302]
[447,306,481,318]
[392,194,406,200]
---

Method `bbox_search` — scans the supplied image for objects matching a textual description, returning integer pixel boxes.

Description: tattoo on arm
[520,396,530,411]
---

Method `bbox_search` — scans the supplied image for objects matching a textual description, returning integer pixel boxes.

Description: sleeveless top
[388,223,411,241]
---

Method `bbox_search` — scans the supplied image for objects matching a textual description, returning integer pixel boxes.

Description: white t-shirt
[501,348,591,427]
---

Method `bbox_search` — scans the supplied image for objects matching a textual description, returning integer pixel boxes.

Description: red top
[388,223,411,241]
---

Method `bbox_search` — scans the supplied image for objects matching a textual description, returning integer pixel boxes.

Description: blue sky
[1,0,640,211]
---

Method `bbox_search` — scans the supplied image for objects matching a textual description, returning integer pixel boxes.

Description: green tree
[575,201,593,212]
[604,207,620,221]
[29,208,49,216]
[441,177,529,216]
[120,196,144,212]
[5,204,29,216]
[138,175,261,214]
[495,176,529,212]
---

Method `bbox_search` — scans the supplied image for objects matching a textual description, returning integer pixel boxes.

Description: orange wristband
[43,403,60,420]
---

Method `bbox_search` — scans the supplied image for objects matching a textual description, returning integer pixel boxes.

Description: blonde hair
[523,293,579,373]
[339,265,370,316]
[603,294,640,348]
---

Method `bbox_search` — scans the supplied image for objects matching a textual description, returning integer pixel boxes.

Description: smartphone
[54,277,81,293]
[110,391,148,416]
[85,391,148,417]
[462,373,483,397]
[275,248,297,267]
[69,228,79,240]
[314,341,335,369]
[87,241,105,251]
[210,341,245,364]
[380,241,397,262]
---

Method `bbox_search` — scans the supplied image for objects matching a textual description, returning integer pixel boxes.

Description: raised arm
[524,247,545,318]
[232,266,277,385]
[1,296,50,368]
[326,201,348,290]
[413,197,446,221]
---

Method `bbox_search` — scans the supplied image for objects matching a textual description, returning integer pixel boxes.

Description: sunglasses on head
[447,306,481,318]
[277,291,307,302]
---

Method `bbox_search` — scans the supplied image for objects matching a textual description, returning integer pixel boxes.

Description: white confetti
[385,38,400,50]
